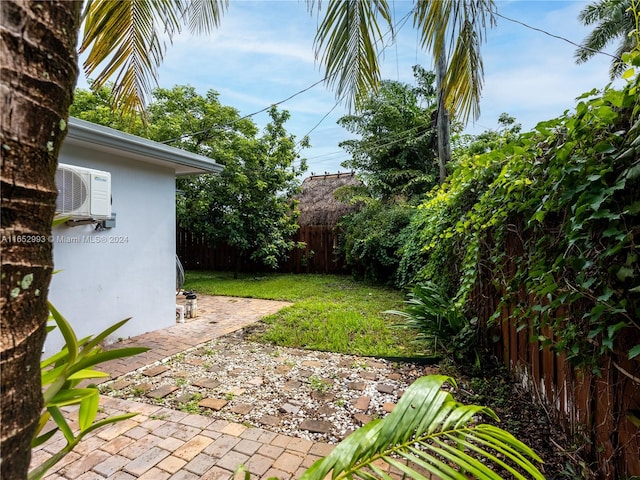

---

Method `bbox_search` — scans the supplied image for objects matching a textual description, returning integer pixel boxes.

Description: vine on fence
[403,68,639,371]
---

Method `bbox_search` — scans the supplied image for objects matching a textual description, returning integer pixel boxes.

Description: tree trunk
[233,251,244,279]
[0,2,81,478]
[435,43,451,184]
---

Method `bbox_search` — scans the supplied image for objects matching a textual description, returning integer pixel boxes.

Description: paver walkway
[31,295,344,480]
[96,295,293,380]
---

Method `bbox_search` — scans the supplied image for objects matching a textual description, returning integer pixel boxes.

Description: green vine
[403,70,640,370]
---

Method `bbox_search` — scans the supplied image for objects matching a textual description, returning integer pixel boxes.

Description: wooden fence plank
[478,232,640,479]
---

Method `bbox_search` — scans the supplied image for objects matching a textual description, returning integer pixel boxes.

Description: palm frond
[575,5,628,60]
[80,0,226,118]
[444,19,483,123]
[574,0,635,79]
[312,0,392,110]
[413,0,449,58]
[80,0,179,116]
[611,33,637,77]
[578,0,627,24]
[413,0,496,124]
[182,0,228,34]
[300,375,544,480]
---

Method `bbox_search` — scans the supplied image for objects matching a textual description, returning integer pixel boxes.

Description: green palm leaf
[312,0,392,110]
[300,375,544,480]
[183,0,228,34]
[80,0,227,117]
[575,0,636,79]
[413,0,496,123]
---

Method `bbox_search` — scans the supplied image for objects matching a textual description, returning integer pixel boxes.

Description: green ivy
[402,73,639,371]
[397,148,506,295]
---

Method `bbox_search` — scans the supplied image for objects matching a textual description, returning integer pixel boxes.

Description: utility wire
[162,4,410,149]
[160,75,332,144]
[303,127,435,173]
[161,7,621,149]
[163,5,415,150]
[301,122,432,165]
[302,101,342,140]
[316,9,622,158]
[494,11,622,62]
[298,120,424,157]
[166,4,623,175]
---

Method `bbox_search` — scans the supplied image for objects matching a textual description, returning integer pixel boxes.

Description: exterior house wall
[45,144,177,355]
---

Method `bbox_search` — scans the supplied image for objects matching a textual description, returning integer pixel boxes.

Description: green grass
[185,271,371,302]
[184,271,430,358]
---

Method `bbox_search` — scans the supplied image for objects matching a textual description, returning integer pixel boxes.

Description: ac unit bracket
[64,218,99,227]
[64,212,116,229]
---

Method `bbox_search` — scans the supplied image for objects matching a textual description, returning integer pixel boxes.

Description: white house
[45,117,222,356]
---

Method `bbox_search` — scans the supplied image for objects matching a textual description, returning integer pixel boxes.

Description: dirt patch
[453,362,592,479]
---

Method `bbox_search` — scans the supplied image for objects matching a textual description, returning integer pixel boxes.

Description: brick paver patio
[31,394,336,480]
[30,295,345,480]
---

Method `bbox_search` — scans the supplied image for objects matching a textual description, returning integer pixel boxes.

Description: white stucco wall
[45,143,177,355]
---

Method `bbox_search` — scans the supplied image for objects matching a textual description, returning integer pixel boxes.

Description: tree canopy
[338,66,439,202]
[177,106,308,272]
[71,84,308,271]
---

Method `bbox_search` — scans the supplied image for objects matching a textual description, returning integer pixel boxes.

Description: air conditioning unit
[55,163,111,219]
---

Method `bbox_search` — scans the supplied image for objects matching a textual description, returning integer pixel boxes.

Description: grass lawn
[184,271,430,358]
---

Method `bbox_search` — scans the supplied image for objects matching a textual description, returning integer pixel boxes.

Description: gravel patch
[100,330,437,443]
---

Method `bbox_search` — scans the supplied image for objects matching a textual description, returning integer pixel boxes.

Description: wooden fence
[471,232,640,479]
[176,225,346,274]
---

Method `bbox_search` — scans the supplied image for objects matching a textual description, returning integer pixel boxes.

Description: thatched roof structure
[296,172,361,226]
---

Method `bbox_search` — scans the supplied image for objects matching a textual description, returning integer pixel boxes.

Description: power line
[302,122,433,164]
[160,75,332,144]
[494,11,621,62]
[298,100,342,145]
[393,0,400,81]
[162,8,414,147]
[314,9,623,162]
[163,5,417,151]
[161,7,622,153]
[305,150,345,161]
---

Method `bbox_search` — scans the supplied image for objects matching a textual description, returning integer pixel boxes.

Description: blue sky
[77,1,623,176]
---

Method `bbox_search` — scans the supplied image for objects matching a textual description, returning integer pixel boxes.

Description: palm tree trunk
[435,43,451,184]
[0,2,81,478]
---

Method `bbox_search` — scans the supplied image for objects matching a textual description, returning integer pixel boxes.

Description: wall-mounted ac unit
[55,163,111,219]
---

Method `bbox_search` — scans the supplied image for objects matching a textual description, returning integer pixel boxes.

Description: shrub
[338,201,415,285]
[386,281,479,362]
[30,305,147,480]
